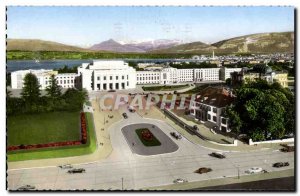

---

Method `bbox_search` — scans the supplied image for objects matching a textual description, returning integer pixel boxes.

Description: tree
[225,106,242,135]
[225,78,232,86]
[46,75,62,99]
[21,73,41,104]
[228,80,294,142]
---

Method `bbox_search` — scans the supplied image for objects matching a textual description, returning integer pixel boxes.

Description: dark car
[209,152,226,159]
[17,185,36,191]
[195,167,212,174]
[170,132,182,140]
[273,162,289,168]
[108,90,116,92]
[122,113,128,119]
[67,168,86,174]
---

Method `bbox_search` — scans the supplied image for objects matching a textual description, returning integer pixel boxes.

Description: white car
[173,178,188,183]
[245,167,263,174]
[58,164,73,169]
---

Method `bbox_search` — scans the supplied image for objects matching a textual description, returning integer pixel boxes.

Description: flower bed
[135,128,161,146]
[7,112,88,151]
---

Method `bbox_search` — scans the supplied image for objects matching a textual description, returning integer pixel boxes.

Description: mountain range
[7,32,294,54]
[89,39,183,53]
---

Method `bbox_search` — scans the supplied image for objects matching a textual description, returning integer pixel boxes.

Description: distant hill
[150,32,294,54]
[150,41,216,54]
[90,39,145,53]
[7,39,91,52]
[8,32,294,54]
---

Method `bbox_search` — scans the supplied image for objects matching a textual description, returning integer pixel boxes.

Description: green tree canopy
[46,75,62,99]
[21,73,41,104]
[226,79,295,141]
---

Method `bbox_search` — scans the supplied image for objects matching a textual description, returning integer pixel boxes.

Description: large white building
[11,69,79,90]
[11,60,237,91]
[78,60,136,91]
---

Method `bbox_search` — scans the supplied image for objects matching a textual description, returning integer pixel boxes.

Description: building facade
[78,60,136,91]
[189,87,234,132]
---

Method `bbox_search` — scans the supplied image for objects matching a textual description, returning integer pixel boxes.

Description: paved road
[7,108,295,190]
[193,176,295,191]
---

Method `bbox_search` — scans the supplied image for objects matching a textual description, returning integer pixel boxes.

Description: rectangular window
[116,76,118,80]
[104,76,106,80]
[110,76,113,80]
[127,75,129,79]
[97,76,100,80]
[127,81,129,86]
[213,108,217,113]
[64,80,66,84]
[221,118,227,124]
[122,76,124,79]
[213,116,217,122]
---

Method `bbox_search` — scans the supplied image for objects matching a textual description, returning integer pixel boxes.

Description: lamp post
[121,177,123,190]
[237,164,240,179]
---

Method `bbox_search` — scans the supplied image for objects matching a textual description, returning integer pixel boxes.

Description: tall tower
[212,50,215,59]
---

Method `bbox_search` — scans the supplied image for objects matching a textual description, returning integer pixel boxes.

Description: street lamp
[237,164,240,179]
[121,177,123,190]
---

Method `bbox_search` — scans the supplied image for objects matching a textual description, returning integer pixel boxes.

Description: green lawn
[142,84,189,91]
[7,112,96,162]
[8,111,80,146]
[135,128,161,146]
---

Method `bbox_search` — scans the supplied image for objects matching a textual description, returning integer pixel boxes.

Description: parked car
[273,162,289,168]
[17,185,35,191]
[173,178,188,183]
[67,168,86,174]
[245,167,263,174]
[195,167,212,174]
[58,164,73,169]
[193,125,199,131]
[122,113,128,119]
[128,106,135,113]
[170,132,182,140]
[209,152,226,159]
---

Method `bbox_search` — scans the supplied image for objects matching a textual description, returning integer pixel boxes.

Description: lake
[6,58,202,72]
[6,59,93,73]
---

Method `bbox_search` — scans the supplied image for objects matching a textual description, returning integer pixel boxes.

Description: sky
[7,6,294,47]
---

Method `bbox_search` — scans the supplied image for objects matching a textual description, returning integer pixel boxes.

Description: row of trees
[7,73,87,115]
[225,80,295,141]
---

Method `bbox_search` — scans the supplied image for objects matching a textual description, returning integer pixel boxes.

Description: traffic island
[122,123,178,155]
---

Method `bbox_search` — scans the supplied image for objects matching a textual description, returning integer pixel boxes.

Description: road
[7,107,294,190]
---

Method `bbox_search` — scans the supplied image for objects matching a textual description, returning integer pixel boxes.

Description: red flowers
[141,129,154,141]
[81,112,87,144]
[8,112,88,152]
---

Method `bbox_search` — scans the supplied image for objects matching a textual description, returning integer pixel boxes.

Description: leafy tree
[225,106,242,134]
[225,78,232,86]
[226,79,295,142]
[21,73,41,104]
[46,75,62,99]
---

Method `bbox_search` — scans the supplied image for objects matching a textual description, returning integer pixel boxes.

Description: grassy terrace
[8,111,80,145]
[7,112,96,162]
[142,84,189,91]
[135,128,161,146]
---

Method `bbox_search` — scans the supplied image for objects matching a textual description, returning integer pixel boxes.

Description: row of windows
[46,79,76,85]
[137,76,159,81]
[97,75,128,81]
[137,73,160,76]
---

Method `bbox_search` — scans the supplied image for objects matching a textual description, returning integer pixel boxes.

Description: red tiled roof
[194,87,234,108]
